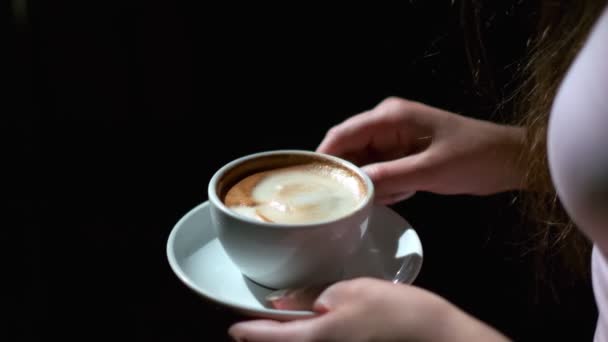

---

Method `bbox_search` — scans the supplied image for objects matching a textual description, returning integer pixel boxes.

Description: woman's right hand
[317,97,526,204]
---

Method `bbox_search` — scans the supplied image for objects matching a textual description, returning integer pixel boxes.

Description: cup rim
[207,149,375,228]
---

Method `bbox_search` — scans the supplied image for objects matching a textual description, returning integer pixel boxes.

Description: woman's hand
[229,278,509,342]
[317,97,526,204]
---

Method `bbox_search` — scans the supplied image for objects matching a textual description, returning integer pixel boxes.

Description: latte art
[224,163,365,224]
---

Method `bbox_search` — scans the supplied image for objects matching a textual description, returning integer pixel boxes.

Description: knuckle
[325,124,343,138]
[379,96,409,112]
[375,97,416,123]
[323,279,362,300]
[380,96,405,108]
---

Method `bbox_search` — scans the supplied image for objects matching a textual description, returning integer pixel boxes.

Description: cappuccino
[221,157,366,224]
[209,150,374,289]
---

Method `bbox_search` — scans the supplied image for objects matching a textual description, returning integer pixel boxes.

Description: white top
[547,5,608,341]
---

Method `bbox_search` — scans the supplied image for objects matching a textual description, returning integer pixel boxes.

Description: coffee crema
[223,161,366,224]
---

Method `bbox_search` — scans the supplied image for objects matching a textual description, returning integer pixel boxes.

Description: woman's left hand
[228,278,509,342]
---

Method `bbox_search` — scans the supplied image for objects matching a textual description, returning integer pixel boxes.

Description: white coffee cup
[207,150,374,289]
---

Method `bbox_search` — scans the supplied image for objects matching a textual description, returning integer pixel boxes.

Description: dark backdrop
[8,1,597,341]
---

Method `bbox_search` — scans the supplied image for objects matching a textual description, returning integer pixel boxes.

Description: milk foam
[227,166,364,224]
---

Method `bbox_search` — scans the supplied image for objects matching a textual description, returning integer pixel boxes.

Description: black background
[7,1,597,341]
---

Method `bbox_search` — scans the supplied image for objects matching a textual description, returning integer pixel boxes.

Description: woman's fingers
[362,153,429,199]
[230,282,342,342]
[317,98,426,167]
[266,286,328,311]
[317,101,412,157]
[376,191,417,205]
[229,319,318,342]
[316,110,379,156]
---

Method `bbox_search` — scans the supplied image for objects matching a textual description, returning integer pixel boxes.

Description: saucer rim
[167,201,315,318]
[166,201,422,318]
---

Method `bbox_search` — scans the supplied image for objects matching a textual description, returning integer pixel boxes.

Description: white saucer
[167,201,423,321]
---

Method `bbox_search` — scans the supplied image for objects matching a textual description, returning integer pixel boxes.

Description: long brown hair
[464,0,607,294]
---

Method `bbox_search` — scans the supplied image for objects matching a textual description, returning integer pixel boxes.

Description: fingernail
[392,191,416,202]
[265,288,289,301]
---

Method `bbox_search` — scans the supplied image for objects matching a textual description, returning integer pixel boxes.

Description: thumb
[266,285,327,311]
[229,319,317,342]
[361,154,428,200]
[311,280,360,313]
